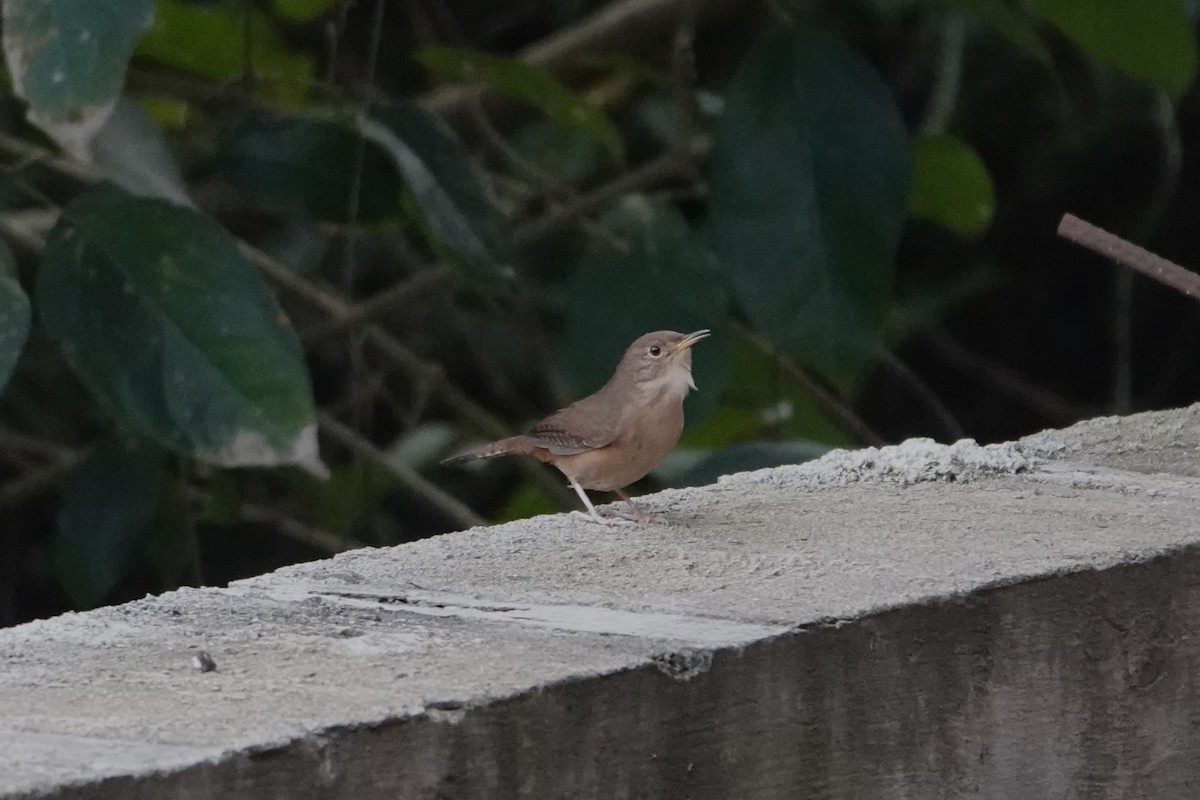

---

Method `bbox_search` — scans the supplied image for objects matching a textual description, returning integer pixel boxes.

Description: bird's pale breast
[552,389,685,491]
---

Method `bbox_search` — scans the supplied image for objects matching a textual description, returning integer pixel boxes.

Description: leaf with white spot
[37,184,325,475]
[2,0,155,160]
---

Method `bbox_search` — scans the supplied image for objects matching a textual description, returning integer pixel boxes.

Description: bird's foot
[570,510,637,526]
[607,506,667,525]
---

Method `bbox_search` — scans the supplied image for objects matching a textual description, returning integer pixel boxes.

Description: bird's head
[617,329,710,396]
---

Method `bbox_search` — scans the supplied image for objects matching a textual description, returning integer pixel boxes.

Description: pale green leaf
[1028,0,1198,99]
[908,133,995,237]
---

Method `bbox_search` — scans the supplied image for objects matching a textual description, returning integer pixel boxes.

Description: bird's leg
[614,489,672,525]
[567,477,633,526]
[612,489,649,521]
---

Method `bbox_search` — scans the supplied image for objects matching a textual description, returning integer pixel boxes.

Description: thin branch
[1057,213,1200,301]
[876,349,966,441]
[732,322,886,447]
[317,412,487,530]
[923,329,1086,423]
[920,10,966,136]
[238,501,365,554]
[0,208,61,252]
[340,0,387,291]
[243,244,575,507]
[1112,267,1134,413]
[468,95,560,190]
[0,132,98,183]
[512,153,693,246]
[0,427,77,463]
[426,0,734,122]
[0,454,83,508]
[300,265,455,343]
[669,0,699,157]
[244,244,488,434]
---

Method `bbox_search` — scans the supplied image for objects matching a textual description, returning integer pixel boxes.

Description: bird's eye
[648,345,663,358]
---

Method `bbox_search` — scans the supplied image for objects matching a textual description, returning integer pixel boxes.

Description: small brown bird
[445,329,710,524]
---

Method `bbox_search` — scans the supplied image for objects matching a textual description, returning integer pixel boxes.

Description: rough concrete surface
[5,406,1200,798]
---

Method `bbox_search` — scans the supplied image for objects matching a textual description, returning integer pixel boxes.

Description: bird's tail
[441,436,538,465]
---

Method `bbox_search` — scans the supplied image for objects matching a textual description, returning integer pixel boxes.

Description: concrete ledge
[5,406,1200,798]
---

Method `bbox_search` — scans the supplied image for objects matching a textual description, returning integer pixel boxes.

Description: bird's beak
[672,329,711,353]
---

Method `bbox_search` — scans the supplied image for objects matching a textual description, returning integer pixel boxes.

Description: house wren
[445,329,710,524]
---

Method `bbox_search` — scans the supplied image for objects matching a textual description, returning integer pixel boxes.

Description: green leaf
[908,133,995,237]
[1027,0,1198,100]
[270,0,340,23]
[37,184,324,474]
[359,103,508,279]
[943,0,1052,63]
[1,0,155,159]
[219,114,401,223]
[54,438,171,607]
[559,195,729,425]
[136,0,314,106]
[0,241,30,392]
[512,122,605,185]
[707,27,911,378]
[415,47,623,160]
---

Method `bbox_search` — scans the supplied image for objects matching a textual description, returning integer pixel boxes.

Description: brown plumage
[444,329,710,524]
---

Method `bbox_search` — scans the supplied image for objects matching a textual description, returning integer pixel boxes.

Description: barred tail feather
[441,436,540,465]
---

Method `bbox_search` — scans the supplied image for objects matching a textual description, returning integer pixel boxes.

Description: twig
[238,501,365,553]
[923,329,1086,423]
[920,11,966,136]
[245,244,574,507]
[468,94,561,190]
[340,0,387,291]
[1057,213,1200,301]
[876,349,966,441]
[426,0,734,122]
[669,1,699,149]
[732,322,886,447]
[0,454,83,508]
[243,245,485,432]
[301,265,455,343]
[512,153,692,246]
[1112,267,1134,413]
[0,427,77,463]
[0,132,97,183]
[317,412,487,530]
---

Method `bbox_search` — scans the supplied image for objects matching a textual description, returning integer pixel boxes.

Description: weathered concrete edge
[8,404,1200,798]
[23,539,1200,800]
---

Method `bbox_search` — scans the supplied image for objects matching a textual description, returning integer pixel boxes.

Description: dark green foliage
[0,0,1197,625]
[38,185,320,472]
[708,28,912,379]
[220,115,403,222]
[53,437,187,608]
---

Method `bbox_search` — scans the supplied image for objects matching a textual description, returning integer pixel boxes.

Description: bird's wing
[521,393,619,455]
